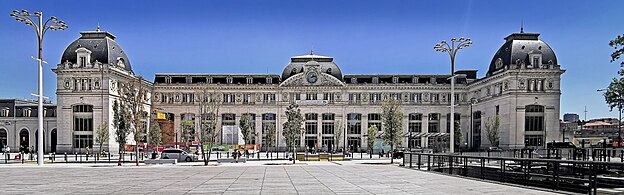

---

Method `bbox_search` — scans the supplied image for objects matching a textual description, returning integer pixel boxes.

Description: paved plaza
[0,161,559,195]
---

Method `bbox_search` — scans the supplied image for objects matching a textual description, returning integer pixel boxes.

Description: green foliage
[603,77,624,111]
[282,103,303,152]
[485,115,501,147]
[180,120,195,143]
[381,99,403,150]
[367,125,378,152]
[610,34,624,74]
[265,123,276,148]
[113,100,130,153]
[239,114,254,145]
[148,119,162,147]
[453,121,463,147]
[95,122,109,153]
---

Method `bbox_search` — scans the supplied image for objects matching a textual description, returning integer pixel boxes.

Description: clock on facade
[306,71,318,83]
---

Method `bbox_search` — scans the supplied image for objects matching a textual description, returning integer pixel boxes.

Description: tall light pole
[10,10,68,166]
[434,37,472,153]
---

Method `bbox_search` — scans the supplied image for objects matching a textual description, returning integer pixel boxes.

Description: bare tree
[95,122,109,155]
[485,115,501,147]
[180,120,195,148]
[118,77,148,166]
[333,120,344,153]
[381,98,403,163]
[198,92,220,166]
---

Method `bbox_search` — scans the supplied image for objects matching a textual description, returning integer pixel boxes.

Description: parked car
[487,147,502,152]
[160,148,198,162]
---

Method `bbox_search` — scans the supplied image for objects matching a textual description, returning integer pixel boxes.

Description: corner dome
[487,32,557,76]
[281,53,343,81]
[60,30,133,72]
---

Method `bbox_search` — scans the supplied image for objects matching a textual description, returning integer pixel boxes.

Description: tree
[112,100,130,166]
[367,125,378,158]
[381,99,403,163]
[118,77,148,166]
[282,103,303,164]
[485,115,501,147]
[147,118,162,149]
[239,114,254,157]
[610,34,624,75]
[453,121,463,150]
[265,123,276,157]
[95,122,109,155]
[333,119,344,153]
[198,92,220,166]
[180,120,195,146]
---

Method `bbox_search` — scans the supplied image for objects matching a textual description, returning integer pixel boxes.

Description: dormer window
[392,77,399,84]
[528,53,542,68]
[266,77,272,84]
[246,77,253,84]
[75,47,92,67]
[1,107,9,117]
[116,57,126,68]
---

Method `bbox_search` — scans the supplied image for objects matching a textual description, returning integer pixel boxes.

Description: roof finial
[97,23,101,32]
[520,20,524,33]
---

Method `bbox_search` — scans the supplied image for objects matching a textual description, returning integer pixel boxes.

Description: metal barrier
[403,152,624,195]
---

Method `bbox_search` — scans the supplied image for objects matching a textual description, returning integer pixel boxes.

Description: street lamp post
[434,37,472,153]
[10,10,68,166]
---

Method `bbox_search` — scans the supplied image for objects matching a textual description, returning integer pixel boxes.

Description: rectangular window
[322,122,334,134]
[73,135,93,149]
[305,122,317,134]
[80,57,86,67]
[408,122,422,133]
[525,135,543,146]
[306,93,317,100]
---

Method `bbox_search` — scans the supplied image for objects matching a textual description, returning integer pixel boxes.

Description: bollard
[409,153,413,168]
[21,152,24,164]
[80,153,83,163]
[64,152,67,162]
[75,153,78,161]
[86,153,89,161]
[108,153,111,164]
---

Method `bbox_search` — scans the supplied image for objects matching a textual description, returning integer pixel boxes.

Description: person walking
[5,146,10,160]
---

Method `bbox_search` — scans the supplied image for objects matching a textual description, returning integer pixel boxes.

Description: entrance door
[51,129,57,153]
[0,129,7,148]
[19,129,29,153]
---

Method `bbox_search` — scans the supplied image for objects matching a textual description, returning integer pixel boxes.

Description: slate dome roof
[60,30,133,72]
[487,32,557,76]
[281,54,343,80]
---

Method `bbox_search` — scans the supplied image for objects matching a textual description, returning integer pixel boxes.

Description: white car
[160,148,198,162]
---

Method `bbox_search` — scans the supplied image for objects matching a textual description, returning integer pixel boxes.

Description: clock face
[306,71,318,83]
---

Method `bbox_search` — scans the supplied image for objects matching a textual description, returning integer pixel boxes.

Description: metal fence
[403,152,624,195]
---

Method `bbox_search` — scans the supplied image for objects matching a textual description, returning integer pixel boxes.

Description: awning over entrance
[402,132,449,138]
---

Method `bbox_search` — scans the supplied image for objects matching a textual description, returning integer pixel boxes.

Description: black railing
[403,152,624,195]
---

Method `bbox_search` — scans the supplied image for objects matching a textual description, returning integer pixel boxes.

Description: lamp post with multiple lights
[434,37,472,153]
[10,10,68,165]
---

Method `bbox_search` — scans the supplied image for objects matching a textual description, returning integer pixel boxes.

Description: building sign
[295,100,328,105]
[156,113,166,120]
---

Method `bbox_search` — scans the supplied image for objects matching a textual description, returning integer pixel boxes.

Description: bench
[217,158,247,163]
[144,159,177,165]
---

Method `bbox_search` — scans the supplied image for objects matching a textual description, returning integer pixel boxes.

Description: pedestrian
[6,146,10,159]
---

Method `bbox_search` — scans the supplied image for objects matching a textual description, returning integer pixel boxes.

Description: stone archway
[19,129,29,153]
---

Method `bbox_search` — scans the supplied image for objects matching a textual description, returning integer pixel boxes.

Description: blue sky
[0,0,622,119]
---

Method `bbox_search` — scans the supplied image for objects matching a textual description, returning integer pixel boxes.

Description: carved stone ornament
[63,78,71,89]
[402,93,409,102]
[282,93,288,99]
[110,80,116,91]
[175,93,181,102]
[335,93,341,100]
[153,93,161,102]
[215,93,223,102]
[382,93,389,101]
[256,93,262,102]
[547,79,554,89]
[361,93,369,102]
[423,93,430,102]
[504,80,509,90]
[519,79,526,89]
[235,93,242,102]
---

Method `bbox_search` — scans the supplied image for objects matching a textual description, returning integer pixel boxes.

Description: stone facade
[47,29,564,154]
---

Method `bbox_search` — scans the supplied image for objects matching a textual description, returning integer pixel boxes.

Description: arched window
[19,129,29,152]
[0,129,7,148]
[50,129,57,153]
